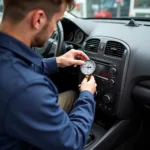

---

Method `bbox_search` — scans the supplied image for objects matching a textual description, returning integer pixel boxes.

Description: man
[0,0,97,150]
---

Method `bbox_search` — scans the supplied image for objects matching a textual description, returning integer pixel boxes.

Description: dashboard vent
[85,39,100,52]
[105,41,126,58]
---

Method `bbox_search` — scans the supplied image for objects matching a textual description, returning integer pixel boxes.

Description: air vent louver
[85,39,100,52]
[105,41,126,58]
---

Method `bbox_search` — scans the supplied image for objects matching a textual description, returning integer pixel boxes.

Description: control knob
[111,68,117,75]
[103,94,113,104]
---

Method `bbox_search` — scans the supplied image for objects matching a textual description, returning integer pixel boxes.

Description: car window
[0,0,3,12]
[71,0,150,19]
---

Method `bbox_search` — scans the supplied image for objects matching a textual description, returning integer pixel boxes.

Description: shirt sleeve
[4,80,96,150]
[42,57,59,75]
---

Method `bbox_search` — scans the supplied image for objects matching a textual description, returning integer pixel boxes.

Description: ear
[32,10,47,30]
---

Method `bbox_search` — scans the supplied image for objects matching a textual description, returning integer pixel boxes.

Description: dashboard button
[103,95,111,104]
[108,107,112,111]
[111,68,117,75]
[103,94,113,104]
[109,79,115,85]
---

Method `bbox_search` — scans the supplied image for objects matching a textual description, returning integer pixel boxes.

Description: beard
[31,23,50,48]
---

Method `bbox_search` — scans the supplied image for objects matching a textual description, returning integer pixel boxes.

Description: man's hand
[79,76,97,95]
[56,49,89,68]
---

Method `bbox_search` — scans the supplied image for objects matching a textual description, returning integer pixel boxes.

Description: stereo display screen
[94,64,111,79]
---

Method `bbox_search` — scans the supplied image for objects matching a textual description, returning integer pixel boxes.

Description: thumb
[88,76,95,83]
[82,77,88,84]
[72,60,85,66]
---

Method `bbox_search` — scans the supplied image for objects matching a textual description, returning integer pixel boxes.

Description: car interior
[1,0,150,149]
[34,14,150,150]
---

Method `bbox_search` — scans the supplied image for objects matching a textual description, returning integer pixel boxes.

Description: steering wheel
[42,21,64,57]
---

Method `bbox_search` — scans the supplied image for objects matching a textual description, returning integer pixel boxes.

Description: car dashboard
[61,16,150,149]
[62,16,150,120]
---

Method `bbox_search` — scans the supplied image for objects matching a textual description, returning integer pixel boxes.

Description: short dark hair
[3,0,75,22]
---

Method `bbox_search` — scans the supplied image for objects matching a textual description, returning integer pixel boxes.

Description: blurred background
[71,0,150,19]
[0,0,150,19]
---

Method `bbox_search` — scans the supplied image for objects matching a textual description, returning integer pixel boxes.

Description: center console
[80,36,130,117]
[93,59,119,115]
[78,37,141,149]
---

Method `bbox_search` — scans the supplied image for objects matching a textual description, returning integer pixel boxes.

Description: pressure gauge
[80,60,96,75]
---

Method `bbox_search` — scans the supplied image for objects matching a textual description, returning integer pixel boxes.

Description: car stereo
[93,61,117,85]
[94,63,111,80]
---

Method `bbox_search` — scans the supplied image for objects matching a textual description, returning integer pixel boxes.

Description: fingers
[88,76,95,83]
[67,49,89,67]
[82,77,88,83]
[71,50,89,61]
[79,75,97,94]
[81,76,95,84]
[72,60,85,66]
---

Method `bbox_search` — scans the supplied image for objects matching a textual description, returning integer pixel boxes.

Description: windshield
[71,0,150,19]
[0,0,150,19]
[0,0,3,20]
[0,0,3,12]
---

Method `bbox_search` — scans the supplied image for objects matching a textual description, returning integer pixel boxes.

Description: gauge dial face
[74,29,84,43]
[80,60,96,75]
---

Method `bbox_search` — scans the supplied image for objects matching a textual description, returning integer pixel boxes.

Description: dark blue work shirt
[0,32,96,150]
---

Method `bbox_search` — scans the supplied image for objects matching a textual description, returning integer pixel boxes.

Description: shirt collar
[0,32,43,66]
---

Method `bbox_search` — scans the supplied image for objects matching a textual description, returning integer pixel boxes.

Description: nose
[54,25,57,32]
[54,26,57,32]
